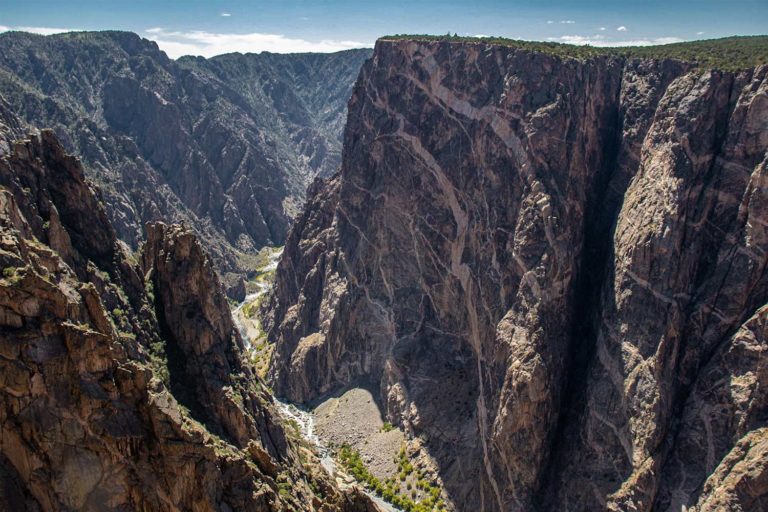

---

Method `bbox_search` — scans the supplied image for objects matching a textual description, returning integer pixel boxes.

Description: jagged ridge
[0,115,377,511]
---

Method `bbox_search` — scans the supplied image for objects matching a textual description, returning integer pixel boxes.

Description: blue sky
[0,1,766,57]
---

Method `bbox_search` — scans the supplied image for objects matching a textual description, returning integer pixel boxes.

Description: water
[274,399,337,475]
[233,288,267,350]
[231,246,334,474]
[261,248,282,272]
[232,247,283,349]
[273,400,402,512]
[231,246,402,512]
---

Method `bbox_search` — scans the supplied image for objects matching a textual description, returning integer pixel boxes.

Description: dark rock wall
[265,39,768,511]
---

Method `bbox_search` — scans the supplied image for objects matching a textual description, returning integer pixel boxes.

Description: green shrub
[338,444,445,511]
[277,480,292,498]
[148,339,170,387]
[1,266,23,285]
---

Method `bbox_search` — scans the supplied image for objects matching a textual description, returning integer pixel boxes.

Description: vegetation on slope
[337,444,446,512]
[381,34,768,71]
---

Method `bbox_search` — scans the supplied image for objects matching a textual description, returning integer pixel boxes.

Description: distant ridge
[0,30,372,297]
[381,34,768,70]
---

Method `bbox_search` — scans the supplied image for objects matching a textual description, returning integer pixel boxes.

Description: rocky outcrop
[141,222,289,453]
[0,121,378,510]
[265,38,768,511]
[0,30,371,296]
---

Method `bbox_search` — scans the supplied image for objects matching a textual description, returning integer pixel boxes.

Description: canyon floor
[314,388,404,480]
[232,250,449,511]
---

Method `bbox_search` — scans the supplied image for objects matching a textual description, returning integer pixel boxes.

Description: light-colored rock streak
[387,111,505,511]
[400,51,563,269]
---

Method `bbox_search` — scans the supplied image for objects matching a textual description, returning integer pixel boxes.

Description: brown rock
[0,115,380,511]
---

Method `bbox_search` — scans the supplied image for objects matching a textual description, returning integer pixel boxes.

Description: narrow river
[231,248,400,512]
[273,400,399,512]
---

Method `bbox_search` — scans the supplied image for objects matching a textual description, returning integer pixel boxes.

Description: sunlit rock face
[265,39,768,511]
[0,109,379,511]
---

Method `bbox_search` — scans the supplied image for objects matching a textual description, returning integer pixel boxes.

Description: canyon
[0,29,767,512]
[265,37,768,511]
[0,106,380,511]
[0,30,371,297]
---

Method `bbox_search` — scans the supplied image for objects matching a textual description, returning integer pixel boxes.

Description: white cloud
[551,34,684,47]
[599,27,606,31]
[617,26,628,32]
[560,20,576,24]
[474,34,490,38]
[143,28,371,58]
[0,26,81,35]
[220,13,231,17]
[547,20,554,24]
[697,31,705,35]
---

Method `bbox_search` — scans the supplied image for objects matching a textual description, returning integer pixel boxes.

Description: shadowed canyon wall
[265,39,768,511]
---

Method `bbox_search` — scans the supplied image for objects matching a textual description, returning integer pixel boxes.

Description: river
[230,248,400,512]
[274,399,401,512]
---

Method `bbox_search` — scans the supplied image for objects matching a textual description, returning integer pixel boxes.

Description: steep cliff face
[265,39,768,511]
[0,31,371,296]
[0,122,377,511]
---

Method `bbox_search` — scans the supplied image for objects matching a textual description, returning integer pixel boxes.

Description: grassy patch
[1,265,26,285]
[243,245,282,294]
[250,339,274,379]
[241,296,264,319]
[148,339,170,388]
